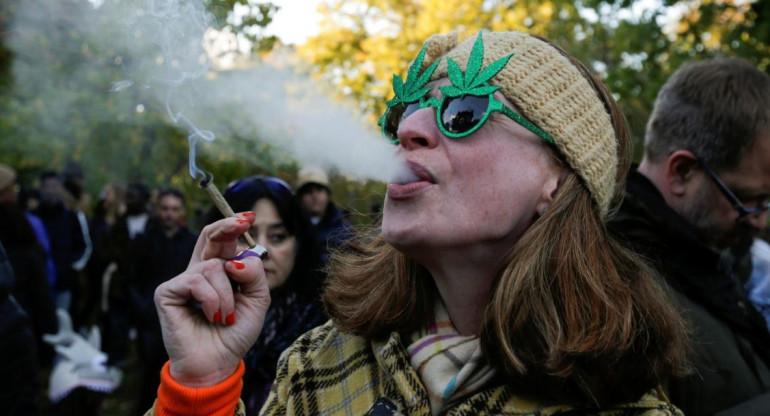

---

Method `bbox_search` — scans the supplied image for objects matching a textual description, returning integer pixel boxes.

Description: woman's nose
[397,108,440,150]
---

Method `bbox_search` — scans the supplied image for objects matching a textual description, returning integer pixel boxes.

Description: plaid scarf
[407,301,496,415]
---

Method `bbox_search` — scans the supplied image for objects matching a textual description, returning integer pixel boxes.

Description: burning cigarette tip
[199,173,214,188]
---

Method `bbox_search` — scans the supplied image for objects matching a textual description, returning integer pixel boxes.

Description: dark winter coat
[0,240,42,416]
[32,202,86,293]
[0,203,57,365]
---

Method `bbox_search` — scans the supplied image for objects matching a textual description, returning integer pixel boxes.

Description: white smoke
[196,57,397,181]
[8,0,396,183]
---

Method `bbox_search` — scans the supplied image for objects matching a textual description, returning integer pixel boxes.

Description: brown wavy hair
[324,37,689,406]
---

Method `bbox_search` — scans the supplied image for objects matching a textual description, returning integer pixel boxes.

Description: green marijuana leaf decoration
[386,43,441,108]
[440,32,513,98]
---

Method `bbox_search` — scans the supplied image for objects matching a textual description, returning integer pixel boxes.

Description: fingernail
[242,211,255,218]
[236,218,249,224]
[226,313,235,325]
[230,260,245,270]
[213,311,221,323]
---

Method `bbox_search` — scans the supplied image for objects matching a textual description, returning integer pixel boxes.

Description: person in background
[148,31,689,416]
[127,187,198,414]
[0,163,57,367]
[60,161,93,329]
[85,182,125,326]
[101,180,152,366]
[609,58,770,415]
[61,163,92,274]
[120,181,153,241]
[295,166,352,263]
[19,186,41,212]
[62,161,92,214]
[32,171,86,312]
[0,240,42,416]
[204,176,326,414]
[0,164,56,287]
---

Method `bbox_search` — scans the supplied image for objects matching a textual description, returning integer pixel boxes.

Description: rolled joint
[199,177,258,248]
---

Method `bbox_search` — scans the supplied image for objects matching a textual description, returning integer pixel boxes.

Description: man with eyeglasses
[610,58,770,416]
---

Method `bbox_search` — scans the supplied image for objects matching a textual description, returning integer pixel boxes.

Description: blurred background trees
[0,0,768,224]
[299,0,769,156]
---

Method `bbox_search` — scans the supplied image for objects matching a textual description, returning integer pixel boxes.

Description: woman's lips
[387,160,435,200]
[387,181,432,199]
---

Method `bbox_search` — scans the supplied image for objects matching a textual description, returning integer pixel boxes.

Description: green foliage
[207,0,280,52]
[298,0,769,157]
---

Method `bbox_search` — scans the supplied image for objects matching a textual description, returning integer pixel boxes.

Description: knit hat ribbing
[420,31,618,216]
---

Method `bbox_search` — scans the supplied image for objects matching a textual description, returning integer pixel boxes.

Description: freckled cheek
[462,167,540,221]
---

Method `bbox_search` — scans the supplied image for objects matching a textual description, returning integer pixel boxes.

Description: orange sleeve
[155,360,245,416]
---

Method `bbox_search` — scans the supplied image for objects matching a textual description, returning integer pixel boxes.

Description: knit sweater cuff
[156,360,244,416]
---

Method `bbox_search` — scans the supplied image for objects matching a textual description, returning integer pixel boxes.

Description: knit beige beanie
[419,31,617,216]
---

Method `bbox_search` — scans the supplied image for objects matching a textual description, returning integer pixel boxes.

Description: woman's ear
[535,167,567,217]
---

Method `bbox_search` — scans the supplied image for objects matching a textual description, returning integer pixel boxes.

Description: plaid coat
[255,321,682,416]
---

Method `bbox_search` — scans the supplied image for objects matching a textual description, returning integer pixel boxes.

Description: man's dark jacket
[609,169,770,416]
[124,221,197,414]
[32,202,86,293]
[0,241,41,415]
[126,221,197,327]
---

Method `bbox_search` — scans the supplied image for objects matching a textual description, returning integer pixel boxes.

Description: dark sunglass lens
[384,102,421,140]
[440,95,489,135]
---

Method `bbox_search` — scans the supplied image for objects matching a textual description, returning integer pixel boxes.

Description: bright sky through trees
[262,0,324,44]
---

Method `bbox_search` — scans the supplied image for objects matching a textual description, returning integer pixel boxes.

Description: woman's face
[249,198,297,290]
[382,79,564,258]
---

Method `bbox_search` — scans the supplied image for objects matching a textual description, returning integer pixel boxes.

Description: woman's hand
[154,214,270,387]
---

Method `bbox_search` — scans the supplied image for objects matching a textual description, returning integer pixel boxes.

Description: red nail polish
[226,313,235,325]
[230,260,245,270]
[242,211,255,218]
[236,218,249,224]
[213,311,221,323]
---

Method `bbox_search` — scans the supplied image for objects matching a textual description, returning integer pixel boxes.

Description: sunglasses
[696,155,770,219]
[378,91,555,145]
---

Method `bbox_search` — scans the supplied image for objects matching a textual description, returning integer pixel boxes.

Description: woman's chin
[381,225,425,254]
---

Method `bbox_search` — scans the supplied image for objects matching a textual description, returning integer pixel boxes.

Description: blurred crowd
[0,163,352,415]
